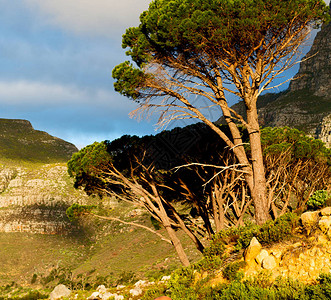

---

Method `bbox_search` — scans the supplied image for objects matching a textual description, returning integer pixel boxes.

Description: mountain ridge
[0,118,78,163]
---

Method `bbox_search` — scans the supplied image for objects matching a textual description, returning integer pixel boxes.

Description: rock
[271,249,283,260]
[93,285,116,300]
[129,287,143,297]
[317,234,329,245]
[301,211,319,231]
[244,237,262,262]
[321,207,331,216]
[106,293,124,300]
[154,297,172,300]
[49,284,71,300]
[262,255,277,270]
[134,279,147,287]
[256,249,269,265]
[160,275,171,281]
[289,6,331,98]
[292,242,302,248]
[96,285,107,294]
[88,292,101,300]
[319,216,331,233]
[116,285,125,290]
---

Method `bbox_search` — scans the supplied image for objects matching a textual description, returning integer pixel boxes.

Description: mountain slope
[0,119,77,163]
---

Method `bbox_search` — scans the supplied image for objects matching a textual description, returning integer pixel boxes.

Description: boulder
[49,284,71,300]
[262,255,277,270]
[134,280,147,287]
[319,216,331,233]
[96,285,107,294]
[109,294,124,300]
[88,292,101,300]
[160,275,171,281]
[129,287,142,297]
[256,249,269,265]
[301,211,319,232]
[244,237,262,262]
[321,207,331,216]
[271,249,283,260]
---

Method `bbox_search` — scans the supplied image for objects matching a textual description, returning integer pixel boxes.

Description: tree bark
[246,106,270,224]
[158,212,190,267]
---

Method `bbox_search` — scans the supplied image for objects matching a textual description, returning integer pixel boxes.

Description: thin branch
[89,213,172,244]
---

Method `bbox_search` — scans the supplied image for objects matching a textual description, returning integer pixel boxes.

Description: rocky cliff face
[289,13,331,97]
[0,163,90,234]
[257,7,331,145]
[0,119,90,234]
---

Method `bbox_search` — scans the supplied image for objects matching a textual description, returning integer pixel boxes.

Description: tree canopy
[112,0,329,224]
[114,0,329,100]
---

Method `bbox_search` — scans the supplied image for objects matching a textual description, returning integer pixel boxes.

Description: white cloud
[23,0,151,37]
[0,80,134,111]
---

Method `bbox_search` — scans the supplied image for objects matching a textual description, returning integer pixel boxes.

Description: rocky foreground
[41,207,331,300]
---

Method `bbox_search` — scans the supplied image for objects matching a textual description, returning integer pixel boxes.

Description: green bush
[142,284,167,300]
[167,267,197,299]
[116,271,136,285]
[205,213,298,257]
[194,255,223,272]
[222,261,247,281]
[203,237,226,258]
[307,190,330,210]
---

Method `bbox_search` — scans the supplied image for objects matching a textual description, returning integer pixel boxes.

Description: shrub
[167,267,197,299]
[194,255,223,272]
[307,190,330,210]
[222,261,247,281]
[116,271,136,285]
[142,284,167,300]
[205,213,298,257]
[30,274,37,285]
[203,237,226,258]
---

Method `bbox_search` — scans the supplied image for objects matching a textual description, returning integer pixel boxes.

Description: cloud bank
[23,0,151,37]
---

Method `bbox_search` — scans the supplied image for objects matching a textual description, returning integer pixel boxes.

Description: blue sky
[0,0,329,148]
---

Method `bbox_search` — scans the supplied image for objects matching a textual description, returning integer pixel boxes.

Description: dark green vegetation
[149,273,331,300]
[307,190,331,210]
[112,0,329,225]
[204,213,298,257]
[0,119,77,163]
[68,124,331,266]
[140,216,329,300]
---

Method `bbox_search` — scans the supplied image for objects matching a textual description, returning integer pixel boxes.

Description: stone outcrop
[0,163,89,234]
[244,237,262,265]
[0,119,88,234]
[289,9,331,97]
[49,284,71,300]
[241,207,331,283]
[316,114,331,147]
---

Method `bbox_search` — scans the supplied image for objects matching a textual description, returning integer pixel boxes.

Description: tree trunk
[162,220,190,267]
[246,107,270,224]
[155,197,191,267]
